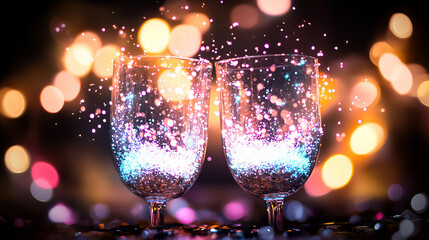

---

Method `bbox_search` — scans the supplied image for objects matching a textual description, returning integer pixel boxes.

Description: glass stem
[147,197,167,228]
[265,198,284,231]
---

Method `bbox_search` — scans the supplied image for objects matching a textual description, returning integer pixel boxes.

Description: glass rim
[114,55,212,69]
[215,53,318,66]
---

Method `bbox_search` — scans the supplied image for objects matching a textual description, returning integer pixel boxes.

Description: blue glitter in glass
[126,93,134,100]
[284,73,290,79]
[235,95,241,103]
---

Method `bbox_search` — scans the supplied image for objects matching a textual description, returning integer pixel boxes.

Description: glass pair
[110,54,322,231]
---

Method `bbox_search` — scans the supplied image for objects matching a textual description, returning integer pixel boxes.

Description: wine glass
[111,55,212,228]
[216,54,322,231]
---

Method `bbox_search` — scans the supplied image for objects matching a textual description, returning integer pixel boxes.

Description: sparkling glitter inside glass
[217,54,322,198]
[111,56,212,199]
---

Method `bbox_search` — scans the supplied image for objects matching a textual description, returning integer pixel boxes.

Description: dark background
[1,0,429,232]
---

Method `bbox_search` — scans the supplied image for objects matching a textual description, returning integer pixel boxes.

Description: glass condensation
[111,56,212,200]
[217,54,322,199]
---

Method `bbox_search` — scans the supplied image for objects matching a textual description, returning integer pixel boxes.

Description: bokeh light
[64,43,93,77]
[408,64,428,97]
[417,81,429,106]
[257,0,291,16]
[40,85,65,113]
[208,83,220,131]
[378,52,402,82]
[4,145,30,174]
[369,41,393,66]
[30,180,53,202]
[399,219,416,238]
[167,197,189,216]
[0,88,26,118]
[14,218,24,228]
[387,184,404,201]
[175,207,196,224]
[230,4,259,29]
[166,197,195,224]
[258,226,275,239]
[168,24,202,57]
[31,161,59,189]
[48,203,74,225]
[411,193,428,213]
[161,0,189,21]
[378,52,413,94]
[183,12,210,33]
[350,80,380,108]
[391,64,413,95]
[389,13,413,39]
[285,200,307,222]
[53,71,80,101]
[90,203,110,221]
[70,44,92,65]
[138,18,170,54]
[322,154,354,189]
[130,202,148,221]
[157,69,191,101]
[304,166,331,197]
[93,44,120,78]
[223,200,247,221]
[73,31,102,55]
[319,74,337,114]
[350,123,386,155]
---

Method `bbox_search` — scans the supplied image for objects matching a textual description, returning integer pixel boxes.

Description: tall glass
[216,54,322,231]
[111,55,212,227]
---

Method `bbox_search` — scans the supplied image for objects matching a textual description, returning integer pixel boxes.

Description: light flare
[183,13,210,33]
[53,71,81,101]
[350,80,380,108]
[175,207,196,224]
[257,0,291,16]
[93,45,121,78]
[64,43,93,77]
[138,18,170,54]
[321,154,353,189]
[318,74,337,114]
[0,88,26,118]
[391,64,413,95]
[223,200,247,220]
[378,53,402,82]
[48,203,75,225]
[40,85,65,113]
[31,161,59,189]
[389,13,413,39]
[158,69,192,102]
[407,64,428,97]
[73,31,102,55]
[350,123,386,155]
[411,193,428,213]
[304,166,331,197]
[369,41,393,66]
[4,145,30,174]
[168,24,202,57]
[30,180,53,202]
[378,53,413,94]
[417,81,429,106]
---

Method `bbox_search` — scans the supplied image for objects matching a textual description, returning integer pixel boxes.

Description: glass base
[146,197,168,228]
[265,197,285,231]
[263,193,290,201]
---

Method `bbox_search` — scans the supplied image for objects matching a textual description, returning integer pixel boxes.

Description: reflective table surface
[4,214,428,239]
